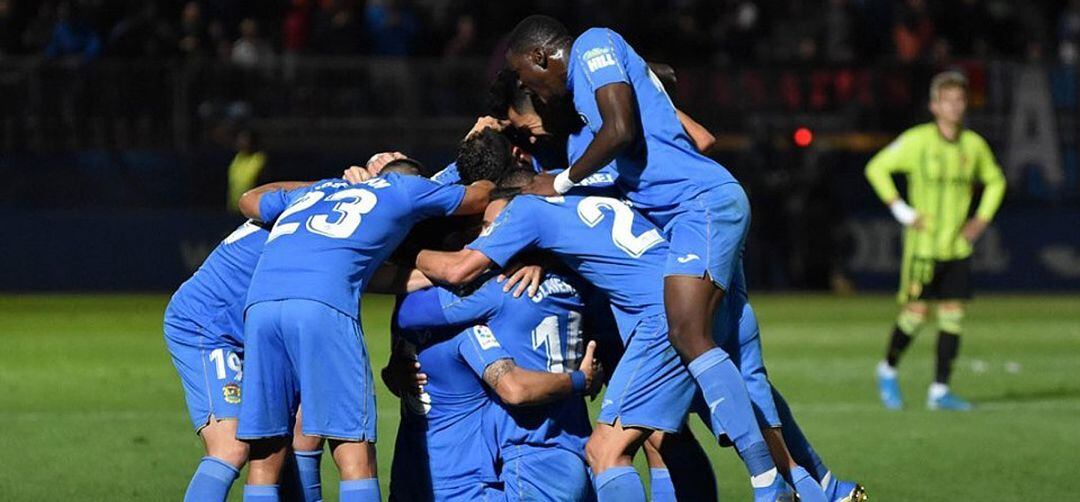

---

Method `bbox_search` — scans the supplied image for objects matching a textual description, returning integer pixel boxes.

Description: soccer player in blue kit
[503,16,799,501]
[234,160,492,502]
[165,189,329,502]
[395,270,599,501]
[415,167,787,501]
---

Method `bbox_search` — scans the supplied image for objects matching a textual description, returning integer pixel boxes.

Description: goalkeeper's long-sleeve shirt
[865,122,1006,261]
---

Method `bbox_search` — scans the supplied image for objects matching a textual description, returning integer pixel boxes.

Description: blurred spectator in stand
[44,1,102,63]
[106,2,176,58]
[310,0,363,54]
[282,0,310,81]
[715,1,765,64]
[941,0,988,57]
[442,13,476,58]
[365,0,419,56]
[0,0,23,57]
[208,19,232,62]
[227,129,267,213]
[824,0,855,63]
[892,0,933,63]
[178,1,211,60]
[231,18,275,68]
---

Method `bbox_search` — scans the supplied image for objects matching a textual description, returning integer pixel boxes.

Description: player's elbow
[237,192,262,220]
[495,374,531,406]
[607,119,636,150]
[696,133,716,155]
[442,262,478,286]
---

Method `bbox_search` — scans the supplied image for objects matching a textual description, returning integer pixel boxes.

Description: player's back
[166,220,267,341]
[567,27,737,214]
[470,192,667,337]
[247,174,464,317]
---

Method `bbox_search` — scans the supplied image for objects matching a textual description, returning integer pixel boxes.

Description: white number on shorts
[577,196,664,258]
[208,348,241,380]
[532,312,584,373]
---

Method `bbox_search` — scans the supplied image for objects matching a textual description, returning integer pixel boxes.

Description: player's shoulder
[959,128,991,149]
[886,123,934,151]
[573,27,624,53]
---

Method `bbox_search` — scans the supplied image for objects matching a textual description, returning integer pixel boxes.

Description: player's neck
[935,120,961,142]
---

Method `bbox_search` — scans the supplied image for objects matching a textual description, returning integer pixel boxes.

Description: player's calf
[644,429,718,502]
[585,421,649,502]
[184,419,248,502]
[329,440,380,502]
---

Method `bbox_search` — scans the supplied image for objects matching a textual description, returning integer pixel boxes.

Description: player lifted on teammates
[866,71,1006,411]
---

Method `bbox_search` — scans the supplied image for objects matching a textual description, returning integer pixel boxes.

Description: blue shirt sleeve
[395,287,452,331]
[258,186,308,223]
[400,174,467,218]
[466,198,540,268]
[572,28,630,93]
[439,279,501,326]
[457,326,513,378]
[430,162,462,185]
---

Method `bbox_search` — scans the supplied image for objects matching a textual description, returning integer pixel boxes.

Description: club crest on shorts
[223,382,242,404]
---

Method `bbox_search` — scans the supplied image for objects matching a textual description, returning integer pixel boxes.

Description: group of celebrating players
[164,15,870,502]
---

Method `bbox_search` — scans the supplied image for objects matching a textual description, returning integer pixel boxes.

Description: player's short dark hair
[491,167,537,200]
[382,158,424,176]
[507,15,572,55]
[456,128,513,184]
[487,68,533,119]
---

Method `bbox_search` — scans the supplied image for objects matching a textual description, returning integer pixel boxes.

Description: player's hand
[343,165,373,184]
[366,151,407,176]
[912,215,925,231]
[961,217,989,243]
[465,116,508,140]
[520,172,558,196]
[381,357,427,398]
[579,341,604,400]
[499,263,544,298]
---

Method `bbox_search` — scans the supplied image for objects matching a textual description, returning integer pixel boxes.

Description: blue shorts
[164,319,244,432]
[237,299,376,441]
[598,315,696,433]
[502,447,591,502]
[660,183,750,292]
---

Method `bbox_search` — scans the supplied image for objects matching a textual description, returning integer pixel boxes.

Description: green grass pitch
[1,293,1078,500]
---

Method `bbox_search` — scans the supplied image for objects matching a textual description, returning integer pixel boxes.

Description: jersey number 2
[577,196,663,258]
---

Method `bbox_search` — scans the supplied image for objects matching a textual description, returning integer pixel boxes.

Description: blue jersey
[567,27,737,215]
[391,306,510,492]
[468,193,667,338]
[246,174,466,317]
[398,274,593,460]
[165,220,268,342]
[430,161,462,185]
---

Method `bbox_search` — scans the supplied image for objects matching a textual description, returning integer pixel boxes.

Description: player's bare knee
[201,419,249,467]
[331,440,377,480]
[643,432,666,468]
[292,432,323,453]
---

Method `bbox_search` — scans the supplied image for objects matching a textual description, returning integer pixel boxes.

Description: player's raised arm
[416,248,493,286]
[237,181,313,222]
[452,180,495,215]
[365,262,433,294]
[481,340,602,406]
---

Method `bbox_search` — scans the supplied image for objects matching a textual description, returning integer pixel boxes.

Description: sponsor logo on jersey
[473,325,500,350]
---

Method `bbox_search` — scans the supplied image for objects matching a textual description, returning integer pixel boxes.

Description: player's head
[382,158,424,176]
[928,70,967,125]
[482,167,536,226]
[457,128,514,184]
[506,15,573,104]
[489,68,547,139]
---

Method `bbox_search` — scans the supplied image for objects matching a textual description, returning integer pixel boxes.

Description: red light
[793,127,813,148]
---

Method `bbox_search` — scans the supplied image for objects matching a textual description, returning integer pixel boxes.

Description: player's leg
[643,428,718,502]
[280,408,325,502]
[290,299,380,500]
[773,388,867,502]
[928,300,971,410]
[585,421,651,502]
[876,301,927,409]
[164,322,247,502]
[237,301,302,501]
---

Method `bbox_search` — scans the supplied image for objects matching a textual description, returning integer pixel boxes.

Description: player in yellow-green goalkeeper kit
[865,71,1006,411]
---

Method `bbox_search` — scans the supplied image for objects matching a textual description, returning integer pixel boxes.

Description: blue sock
[688,347,775,476]
[243,484,279,502]
[184,456,239,502]
[340,478,380,502]
[774,388,829,480]
[291,450,323,502]
[791,466,829,502]
[649,468,676,502]
[594,466,645,502]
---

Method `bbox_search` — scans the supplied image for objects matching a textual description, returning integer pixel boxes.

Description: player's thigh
[662,183,750,292]
[598,315,696,436]
[288,300,377,442]
[164,322,244,432]
[503,449,590,502]
[237,301,299,440]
